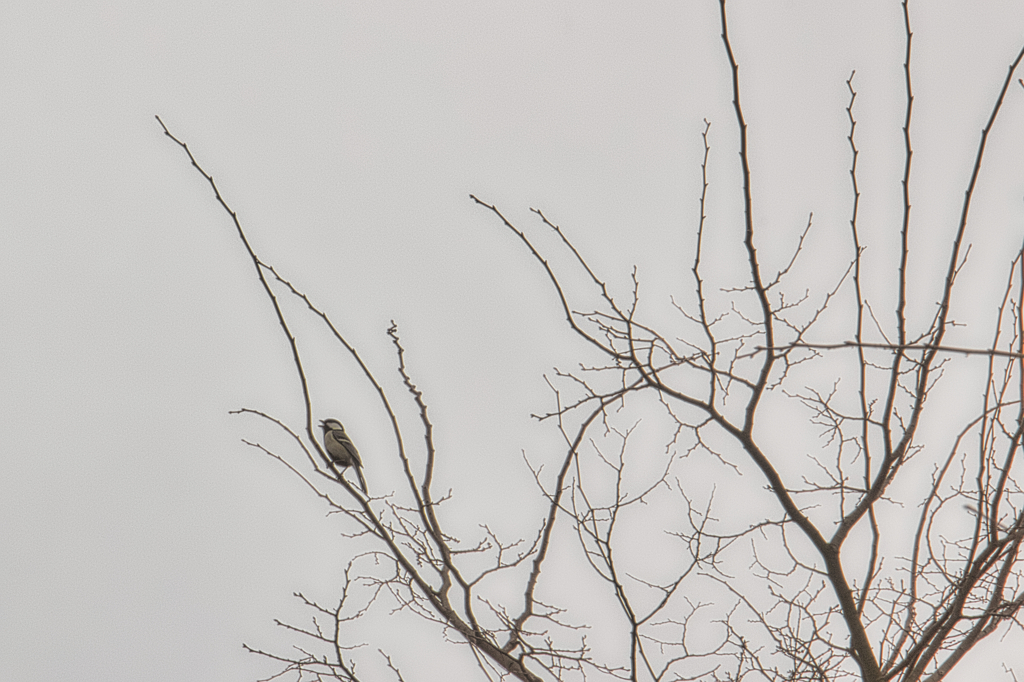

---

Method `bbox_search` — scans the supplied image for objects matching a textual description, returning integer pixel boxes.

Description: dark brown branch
[717,0,777,434]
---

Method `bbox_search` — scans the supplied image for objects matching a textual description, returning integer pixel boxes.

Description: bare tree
[158,2,1024,681]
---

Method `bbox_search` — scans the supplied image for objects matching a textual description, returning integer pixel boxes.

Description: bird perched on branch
[319,419,367,493]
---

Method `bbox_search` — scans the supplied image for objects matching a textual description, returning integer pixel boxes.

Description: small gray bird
[319,419,367,493]
[964,503,1013,534]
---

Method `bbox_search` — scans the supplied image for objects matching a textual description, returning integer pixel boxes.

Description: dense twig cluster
[159,1,1024,680]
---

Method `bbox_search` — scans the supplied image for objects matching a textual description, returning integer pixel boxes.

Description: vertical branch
[879,0,916,481]
[385,325,460,599]
[693,119,720,408]
[717,0,776,429]
[718,5,880,678]
[847,71,882,618]
[894,0,915,352]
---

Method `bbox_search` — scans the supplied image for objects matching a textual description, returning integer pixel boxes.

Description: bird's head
[319,418,344,433]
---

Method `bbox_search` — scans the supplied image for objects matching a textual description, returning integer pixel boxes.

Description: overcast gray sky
[3,1,1024,680]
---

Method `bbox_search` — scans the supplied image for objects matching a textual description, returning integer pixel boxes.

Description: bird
[319,418,367,493]
[964,503,1016,534]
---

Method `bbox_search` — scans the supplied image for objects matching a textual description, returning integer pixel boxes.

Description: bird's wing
[330,431,362,467]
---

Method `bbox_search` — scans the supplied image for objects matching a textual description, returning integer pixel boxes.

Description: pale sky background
[3,1,1024,680]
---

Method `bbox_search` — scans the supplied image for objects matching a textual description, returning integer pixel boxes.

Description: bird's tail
[355,467,368,495]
